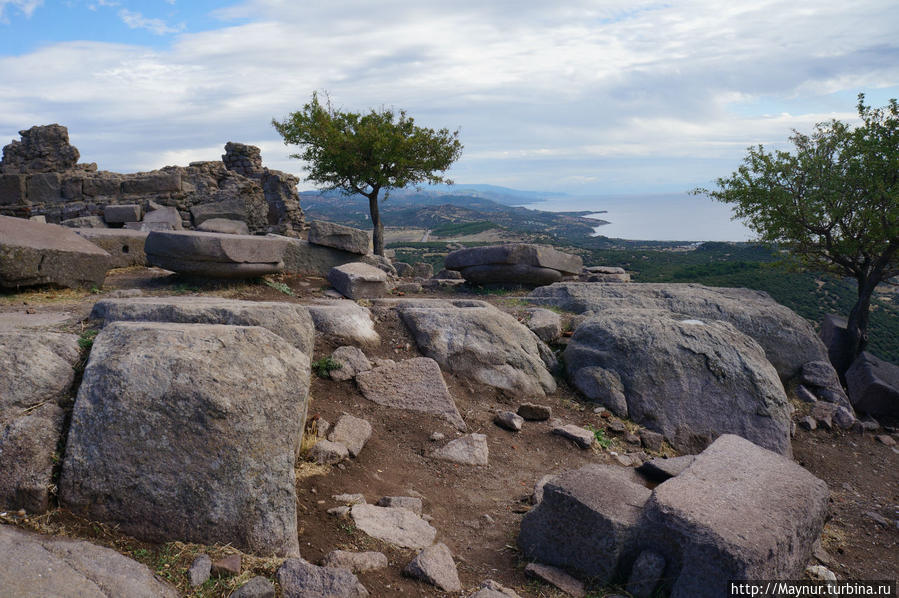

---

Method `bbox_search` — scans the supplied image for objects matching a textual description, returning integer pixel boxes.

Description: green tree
[696,95,898,371]
[273,93,463,255]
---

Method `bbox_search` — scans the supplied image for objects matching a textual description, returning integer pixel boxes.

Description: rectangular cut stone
[122,172,181,194]
[445,243,583,275]
[73,228,149,268]
[83,176,122,197]
[26,173,62,203]
[0,174,27,206]
[61,177,83,200]
[638,435,829,598]
[103,204,141,224]
[308,221,371,255]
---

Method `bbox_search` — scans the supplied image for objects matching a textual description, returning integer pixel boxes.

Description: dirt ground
[1,268,897,597]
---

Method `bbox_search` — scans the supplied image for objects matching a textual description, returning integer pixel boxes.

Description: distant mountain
[424,184,570,205]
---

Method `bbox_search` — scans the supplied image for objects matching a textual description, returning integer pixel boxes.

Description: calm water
[525,193,754,242]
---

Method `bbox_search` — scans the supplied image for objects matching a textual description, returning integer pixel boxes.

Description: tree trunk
[844,275,878,369]
[367,190,384,256]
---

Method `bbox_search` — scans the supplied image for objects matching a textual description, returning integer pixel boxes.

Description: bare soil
[1,267,897,597]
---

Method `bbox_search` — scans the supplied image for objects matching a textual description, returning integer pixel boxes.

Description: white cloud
[0,0,42,22]
[117,8,183,35]
[0,0,897,193]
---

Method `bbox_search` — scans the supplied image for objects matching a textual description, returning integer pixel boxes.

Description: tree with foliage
[273,93,463,256]
[696,94,898,371]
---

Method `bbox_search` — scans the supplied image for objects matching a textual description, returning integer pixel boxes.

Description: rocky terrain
[0,223,897,596]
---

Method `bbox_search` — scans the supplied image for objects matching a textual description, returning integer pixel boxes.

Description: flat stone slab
[350,504,437,549]
[308,221,371,255]
[356,357,466,430]
[519,464,651,584]
[0,215,110,288]
[91,296,315,356]
[431,433,489,465]
[306,301,380,346]
[470,580,523,598]
[552,423,596,449]
[0,402,65,513]
[445,243,583,275]
[145,230,287,278]
[639,434,830,598]
[60,321,310,556]
[74,228,149,268]
[321,550,388,573]
[0,330,80,412]
[0,525,178,598]
[524,563,586,597]
[197,218,250,235]
[102,203,141,224]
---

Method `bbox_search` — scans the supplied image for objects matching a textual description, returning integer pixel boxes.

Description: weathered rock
[376,496,423,515]
[394,262,413,277]
[531,282,830,379]
[494,411,524,431]
[798,416,817,431]
[638,429,663,451]
[796,384,819,403]
[531,474,557,505]
[846,351,899,417]
[328,414,372,458]
[60,322,309,556]
[446,244,583,276]
[626,550,666,598]
[394,281,422,293]
[123,172,181,195]
[350,504,437,549]
[412,262,433,278]
[524,563,586,598]
[308,221,371,255]
[0,402,65,513]
[570,365,629,417]
[820,314,852,377]
[404,543,461,592]
[190,198,249,227]
[434,269,463,280]
[565,312,793,456]
[211,553,241,577]
[812,402,834,429]
[431,433,489,465]
[551,423,596,449]
[636,455,696,482]
[356,357,466,430]
[73,228,149,268]
[398,302,556,397]
[583,265,631,283]
[196,217,250,235]
[519,464,651,584]
[90,296,315,356]
[231,576,276,598]
[517,403,552,421]
[1,124,79,173]
[526,308,562,343]
[142,206,183,230]
[188,554,212,586]
[61,215,106,229]
[0,215,110,288]
[329,346,371,381]
[309,439,349,464]
[638,435,829,598]
[145,230,287,278]
[102,203,141,224]
[0,525,179,598]
[306,301,380,346]
[321,550,388,573]
[469,580,523,598]
[273,236,373,276]
[459,264,566,285]
[333,493,367,505]
[327,262,388,299]
[0,330,80,412]
[278,558,369,598]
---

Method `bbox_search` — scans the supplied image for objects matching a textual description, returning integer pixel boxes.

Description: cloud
[117,8,183,35]
[0,0,42,22]
[0,0,897,194]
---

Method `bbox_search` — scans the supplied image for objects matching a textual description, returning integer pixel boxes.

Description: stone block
[122,172,181,194]
[308,221,371,255]
[103,204,141,224]
[0,174,26,205]
[26,173,62,203]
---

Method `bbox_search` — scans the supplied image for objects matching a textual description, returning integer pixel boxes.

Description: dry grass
[0,286,93,305]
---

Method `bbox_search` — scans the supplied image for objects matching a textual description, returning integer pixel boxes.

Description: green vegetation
[431,220,497,237]
[77,329,99,351]
[273,91,463,255]
[263,278,294,296]
[587,425,613,449]
[311,356,343,378]
[696,95,898,369]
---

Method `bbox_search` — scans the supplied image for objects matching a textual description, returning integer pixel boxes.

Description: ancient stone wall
[0,125,304,236]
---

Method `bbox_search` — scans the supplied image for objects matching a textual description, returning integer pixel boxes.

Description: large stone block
[82,175,122,197]
[103,203,141,224]
[846,351,899,417]
[306,301,381,346]
[0,174,26,205]
[637,435,829,598]
[27,172,62,203]
[272,236,371,276]
[327,262,388,299]
[121,171,181,194]
[91,295,315,356]
[308,221,371,255]
[60,321,310,556]
[145,230,288,278]
[190,198,248,226]
[0,215,110,288]
[564,312,792,455]
[0,403,65,513]
[74,228,149,268]
[0,330,80,412]
[519,464,651,584]
[445,243,583,275]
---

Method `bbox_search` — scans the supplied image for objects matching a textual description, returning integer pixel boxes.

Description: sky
[1,0,898,197]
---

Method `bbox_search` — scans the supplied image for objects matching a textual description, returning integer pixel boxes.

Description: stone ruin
[0,125,304,236]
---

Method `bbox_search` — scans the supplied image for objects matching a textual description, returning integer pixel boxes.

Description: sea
[523,192,755,242]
